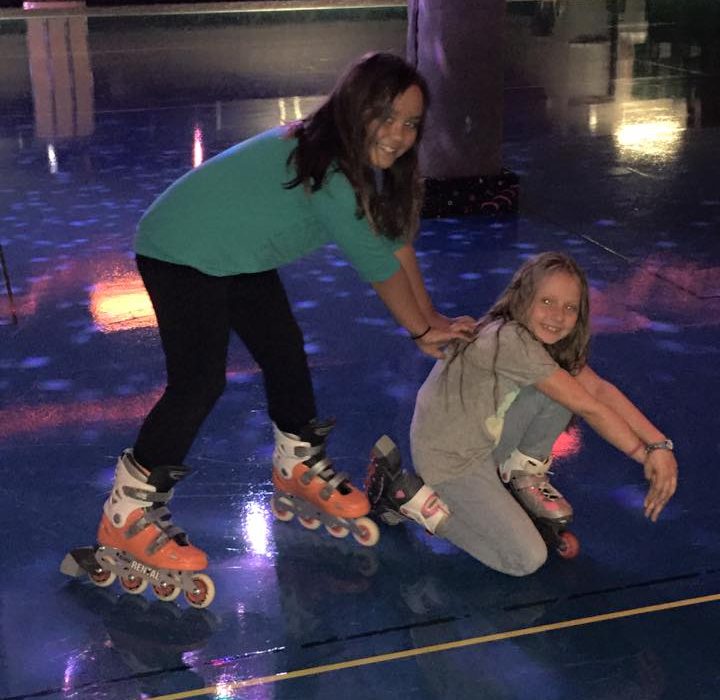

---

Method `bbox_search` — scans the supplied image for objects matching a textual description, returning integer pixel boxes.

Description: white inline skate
[271,420,380,547]
[498,448,579,559]
[365,435,450,535]
[60,449,215,608]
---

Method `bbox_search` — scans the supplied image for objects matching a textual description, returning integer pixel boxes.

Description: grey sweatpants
[432,386,572,576]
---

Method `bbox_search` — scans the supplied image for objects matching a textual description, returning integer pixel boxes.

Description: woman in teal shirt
[88,52,474,602]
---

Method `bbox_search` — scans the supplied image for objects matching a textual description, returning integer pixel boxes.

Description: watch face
[648,440,673,452]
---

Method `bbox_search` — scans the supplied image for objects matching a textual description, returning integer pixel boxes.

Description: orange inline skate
[60,449,215,608]
[270,420,379,547]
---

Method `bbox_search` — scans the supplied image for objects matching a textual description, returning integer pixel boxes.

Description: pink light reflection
[551,424,582,460]
[591,256,720,334]
[0,391,162,440]
[193,125,204,168]
[0,365,261,440]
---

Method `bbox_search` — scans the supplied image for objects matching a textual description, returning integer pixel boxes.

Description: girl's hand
[642,449,678,522]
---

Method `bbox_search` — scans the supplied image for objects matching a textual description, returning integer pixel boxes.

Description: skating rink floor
[2,1,720,698]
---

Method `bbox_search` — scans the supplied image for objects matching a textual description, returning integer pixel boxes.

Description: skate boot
[271,419,380,547]
[498,449,579,559]
[366,435,450,534]
[60,449,215,607]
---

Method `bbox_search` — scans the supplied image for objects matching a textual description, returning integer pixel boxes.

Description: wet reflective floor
[1,1,720,698]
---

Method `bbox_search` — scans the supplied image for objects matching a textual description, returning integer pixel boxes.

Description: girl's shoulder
[477,319,536,344]
[465,320,557,379]
[470,320,548,362]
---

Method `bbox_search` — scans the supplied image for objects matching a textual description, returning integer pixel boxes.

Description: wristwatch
[645,439,674,454]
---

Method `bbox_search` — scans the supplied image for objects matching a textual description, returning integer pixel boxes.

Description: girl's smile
[367,84,424,169]
[527,271,581,345]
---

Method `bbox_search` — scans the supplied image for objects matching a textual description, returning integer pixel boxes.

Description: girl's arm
[393,243,476,331]
[574,365,667,447]
[371,263,473,360]
[535,366,678,522]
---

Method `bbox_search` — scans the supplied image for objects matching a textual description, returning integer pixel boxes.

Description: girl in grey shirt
[368,252,678,576]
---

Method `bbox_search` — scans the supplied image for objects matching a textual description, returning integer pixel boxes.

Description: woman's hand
[425,310,477,334]
[370,268,477,359]
[414,324,476,359]
[643,449,678,522]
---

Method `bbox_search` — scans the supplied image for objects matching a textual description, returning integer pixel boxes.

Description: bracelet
[627,441,644,458]
[410,325,432,341]
[645,439,674,454]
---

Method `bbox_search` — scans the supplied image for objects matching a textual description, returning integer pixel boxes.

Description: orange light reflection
[89,275,156,333]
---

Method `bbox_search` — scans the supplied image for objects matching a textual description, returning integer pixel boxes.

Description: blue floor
[1,1,720,698]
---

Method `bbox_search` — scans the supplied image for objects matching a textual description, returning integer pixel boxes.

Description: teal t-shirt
[134,126,403,282]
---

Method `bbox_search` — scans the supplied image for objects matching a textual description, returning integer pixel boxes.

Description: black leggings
[134,255,316,468]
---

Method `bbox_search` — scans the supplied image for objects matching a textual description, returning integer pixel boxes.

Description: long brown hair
[284,52,429,241]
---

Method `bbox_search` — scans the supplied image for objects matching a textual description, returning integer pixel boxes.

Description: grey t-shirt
[410,320,559,485]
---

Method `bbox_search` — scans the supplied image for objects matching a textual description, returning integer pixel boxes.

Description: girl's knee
[490,533,547,577]
[505,541,548,577]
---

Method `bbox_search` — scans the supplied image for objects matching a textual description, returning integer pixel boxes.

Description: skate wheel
[325,523,349,538]
[120,575,148,595]
[556,531,580,559]
[184,573,215,609]
[271,495,295,522]
[352,517,380,547]
[152,581,181,602]
[298,516,322,530]
[89,567,116,588]
[90,551,117,587]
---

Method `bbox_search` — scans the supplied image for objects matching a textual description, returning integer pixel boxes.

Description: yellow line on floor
[148,592,720,700]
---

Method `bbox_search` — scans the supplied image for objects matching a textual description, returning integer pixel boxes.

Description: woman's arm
[535,366,678,521]
[392,243,435,321]
[393,243,476,331]
[371,264,474,359]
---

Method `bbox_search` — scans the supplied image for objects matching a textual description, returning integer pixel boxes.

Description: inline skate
[498,449,579,559]
[270,420,379,547]
[365,435,450,534]
[60,449,215,608]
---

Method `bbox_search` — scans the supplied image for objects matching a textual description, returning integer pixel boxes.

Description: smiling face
[366,84,424,169]
[526,270,582,345]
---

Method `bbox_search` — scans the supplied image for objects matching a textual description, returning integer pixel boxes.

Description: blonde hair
[443,252,591,410]
[479,251,591,373]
